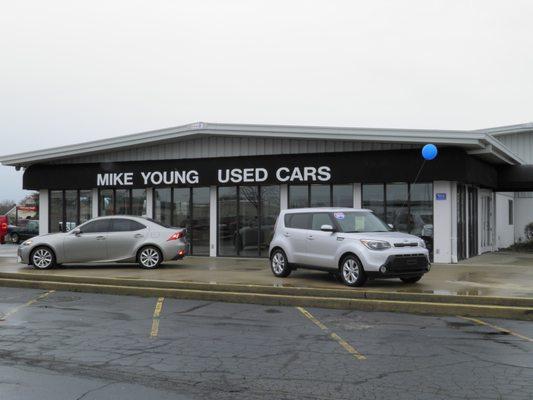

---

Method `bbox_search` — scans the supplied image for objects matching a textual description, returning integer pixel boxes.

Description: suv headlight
[360,239,391,250]
[419,240,426,248]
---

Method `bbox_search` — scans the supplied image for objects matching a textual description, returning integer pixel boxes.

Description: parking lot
[0,286,532,400]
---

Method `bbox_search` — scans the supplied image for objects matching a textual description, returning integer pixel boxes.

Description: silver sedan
[17,216,188,269]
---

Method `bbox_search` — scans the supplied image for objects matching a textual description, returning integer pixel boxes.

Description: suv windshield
[333,211,391,233]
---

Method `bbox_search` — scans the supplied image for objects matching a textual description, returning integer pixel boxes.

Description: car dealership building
[2,121,533,264]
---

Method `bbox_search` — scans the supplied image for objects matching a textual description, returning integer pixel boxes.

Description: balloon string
[399,159,426,213]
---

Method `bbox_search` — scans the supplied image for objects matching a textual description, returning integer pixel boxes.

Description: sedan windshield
[333,211,391,233]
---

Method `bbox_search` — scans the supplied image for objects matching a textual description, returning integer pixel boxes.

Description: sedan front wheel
[31,247,56,270]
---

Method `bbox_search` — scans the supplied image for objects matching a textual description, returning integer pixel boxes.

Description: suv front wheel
[270,249,291,277]
[339,255,367,287]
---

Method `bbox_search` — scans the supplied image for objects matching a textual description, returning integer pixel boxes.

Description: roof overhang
[0,122,525,167]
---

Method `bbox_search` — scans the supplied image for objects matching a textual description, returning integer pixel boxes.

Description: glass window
[260,185,280,257]
[131,189,146,216]
[191,187,210,256]
[310,185,330,207]
[173,188,190,227]
[79,190,92,224]
[386,183,408,227]
[99,189,114,216]
[285,213,310,229]
[49,191,63,233]
[115,189,130,215]
[110,218,145,232]
[311,213,333,230]
[332,185,353,207]
[335,211,391,233]
[154,188,172,226]
[218,186,238,256]
[508,199,513,225]
[362,184,385,220]
[80,219,111,233]
[410,183,433,237]
[238,186,260,257]
[64,190,78,232]
[289,185,308,208]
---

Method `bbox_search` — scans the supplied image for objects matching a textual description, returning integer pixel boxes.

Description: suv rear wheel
[339,255,367,287]
[270,249,291,277]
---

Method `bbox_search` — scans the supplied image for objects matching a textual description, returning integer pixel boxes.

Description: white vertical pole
[450,182,458,263]
[280,184,288,210]
[145,188,153,218]
[209,185,217,257]
[39,189,49,235]
[433,181,453,263]
[91,189,98,218]
[353,183,362,208]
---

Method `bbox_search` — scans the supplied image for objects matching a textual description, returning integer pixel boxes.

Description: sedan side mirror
[320,224,335,232]
[72,228,81,236]
[388,223,394,230]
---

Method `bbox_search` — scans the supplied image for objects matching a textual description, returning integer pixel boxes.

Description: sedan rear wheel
[138,246,162,269]
[10,233,19,244]
[31,247,55,269]
[340,255,367,287]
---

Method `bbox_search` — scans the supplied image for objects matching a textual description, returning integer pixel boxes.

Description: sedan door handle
[134,234,144,238]
[307,235,314,240]
[283,232,290,237]
[96,236,106,240]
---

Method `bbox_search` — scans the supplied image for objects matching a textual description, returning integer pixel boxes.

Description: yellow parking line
[297,306,366,360]
[150,297,165,338]
[459,316,533,342]
[0,290,55,320]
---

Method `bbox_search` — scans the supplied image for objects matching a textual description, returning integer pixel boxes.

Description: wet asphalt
[0,286,531,400]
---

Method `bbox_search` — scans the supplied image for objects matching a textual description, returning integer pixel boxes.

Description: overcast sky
[1,0,532,201]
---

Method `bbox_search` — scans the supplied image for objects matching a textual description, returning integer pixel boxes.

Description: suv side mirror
[388,223,394,230]
[320,224,335,232]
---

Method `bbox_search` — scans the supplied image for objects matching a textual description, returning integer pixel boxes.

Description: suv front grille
[385,254,429,273]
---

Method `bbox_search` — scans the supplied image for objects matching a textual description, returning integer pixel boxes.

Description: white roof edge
[0,121,523,166]
[475,122,533,136]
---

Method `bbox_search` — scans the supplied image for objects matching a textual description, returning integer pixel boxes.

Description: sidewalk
[0,245,532,299]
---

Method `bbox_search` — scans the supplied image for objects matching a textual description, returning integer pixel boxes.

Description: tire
[31,246,56,270]
[400,275,423,284]
[10,233,19,244]
[270,249,291,278]
[137,246,163,269]
[339,255,367,287]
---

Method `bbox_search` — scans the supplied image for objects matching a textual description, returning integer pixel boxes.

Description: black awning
[497,165,533,191]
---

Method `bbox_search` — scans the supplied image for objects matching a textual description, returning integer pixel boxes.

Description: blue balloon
[422,144,438,160]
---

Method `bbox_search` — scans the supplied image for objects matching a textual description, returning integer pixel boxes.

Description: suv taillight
[167,230,185,241]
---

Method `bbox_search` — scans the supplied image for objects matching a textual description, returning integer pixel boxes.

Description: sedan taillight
[167,230,185,241]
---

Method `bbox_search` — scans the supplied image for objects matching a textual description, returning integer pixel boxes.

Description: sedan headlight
[22,240,33,246]
[360,239,391,251]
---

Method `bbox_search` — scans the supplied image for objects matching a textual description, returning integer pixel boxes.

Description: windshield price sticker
[334,212,345,220]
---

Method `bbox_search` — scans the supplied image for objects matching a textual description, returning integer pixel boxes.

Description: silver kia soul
[268,208,430,287]
[17,216,188,269]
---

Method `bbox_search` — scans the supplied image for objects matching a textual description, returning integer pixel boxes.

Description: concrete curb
[0,275,531,321]
[0,271,531,307]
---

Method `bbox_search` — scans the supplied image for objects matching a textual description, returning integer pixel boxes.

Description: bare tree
[0,200,16,215]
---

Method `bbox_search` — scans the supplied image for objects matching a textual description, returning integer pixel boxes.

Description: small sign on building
[435,193,447,201]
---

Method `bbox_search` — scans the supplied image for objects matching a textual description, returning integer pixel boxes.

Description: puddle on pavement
[264,309,281,313]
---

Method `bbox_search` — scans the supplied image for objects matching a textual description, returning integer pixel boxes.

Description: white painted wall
[91,189,98,218]
[514,193,533,242]
[433,181,453,263]
[280,184,288,210]
[145,188,154,218]
[38,189,49,235]
[495,192,514,248]
[353,183,362,208]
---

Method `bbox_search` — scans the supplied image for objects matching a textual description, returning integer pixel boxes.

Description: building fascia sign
[22,148,497,190]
